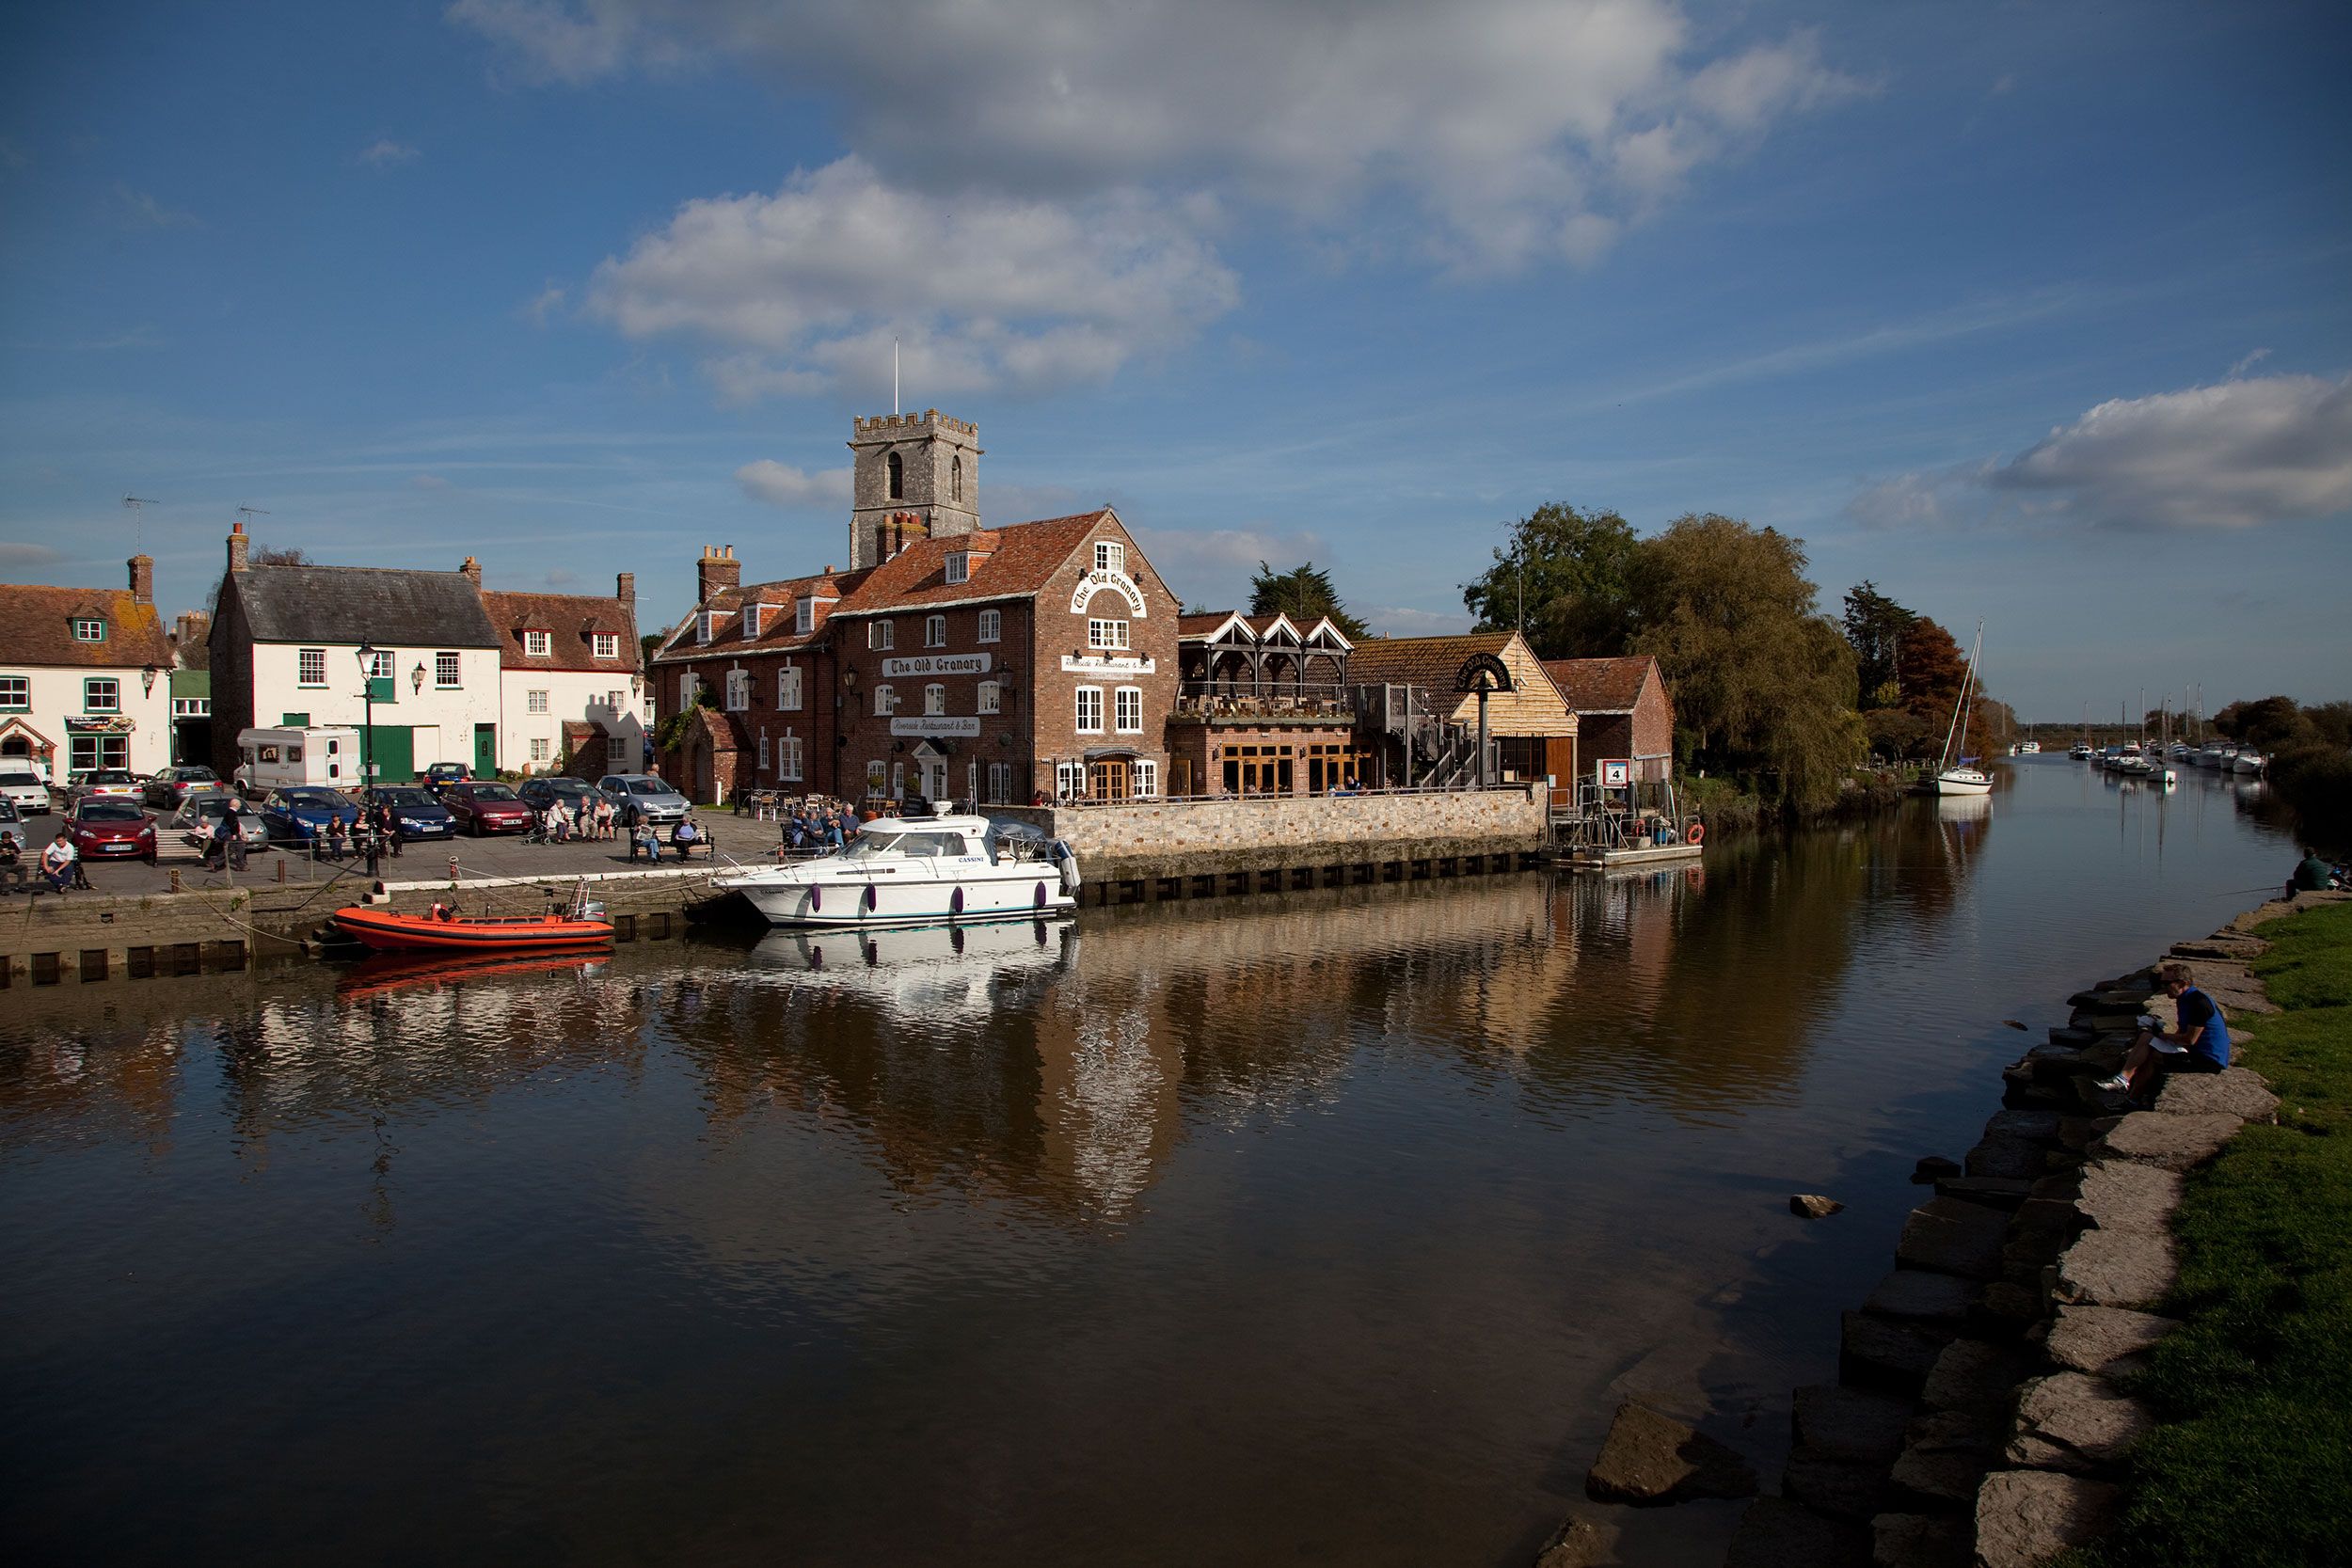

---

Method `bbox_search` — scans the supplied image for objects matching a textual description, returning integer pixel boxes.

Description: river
[0,758,2297,1566]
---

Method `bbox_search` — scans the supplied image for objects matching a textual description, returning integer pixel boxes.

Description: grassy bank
[2075,899,2352,1568]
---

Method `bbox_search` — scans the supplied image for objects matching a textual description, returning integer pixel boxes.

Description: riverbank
[1692,889,2349,1568]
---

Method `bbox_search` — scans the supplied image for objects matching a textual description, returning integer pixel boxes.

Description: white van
[234,727,366,797]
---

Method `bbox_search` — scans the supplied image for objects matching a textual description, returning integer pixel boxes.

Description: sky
[2,0,2347,721]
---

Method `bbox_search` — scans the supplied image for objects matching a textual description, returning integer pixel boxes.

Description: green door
[473,722,498,777]
[369,724,414,784]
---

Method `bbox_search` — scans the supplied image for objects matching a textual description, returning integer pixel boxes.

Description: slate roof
[1542,655,1661,715]
[0,584,175,670]
[479,589,641,673]
[829,512,1117,616]
[230,566,501,647]
[649,566,869,665]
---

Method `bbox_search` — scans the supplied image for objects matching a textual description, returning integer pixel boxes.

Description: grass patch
[2074,900,2352,1568]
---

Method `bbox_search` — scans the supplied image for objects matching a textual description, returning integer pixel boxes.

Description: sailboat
[1932,621,1994,796]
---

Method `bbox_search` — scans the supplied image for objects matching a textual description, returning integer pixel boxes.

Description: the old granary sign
[881,653,992,678]
[1069,566,1148,616]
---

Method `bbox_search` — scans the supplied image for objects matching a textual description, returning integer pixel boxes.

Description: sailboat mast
[1940,620,1982,770]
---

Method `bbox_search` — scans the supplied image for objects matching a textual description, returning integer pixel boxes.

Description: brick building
[1168,611,1361,795]
[648,411,1182,806]
[1345,631,1577,802]
[1543,655,1675,783]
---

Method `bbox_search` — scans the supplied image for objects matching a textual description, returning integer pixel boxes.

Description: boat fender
[809,884,821,912]
[1034,881,1048,910]
[863,882,878,912]
[1051,841,1082,893]
[950,886,964,918]
[1687,822,1705,847]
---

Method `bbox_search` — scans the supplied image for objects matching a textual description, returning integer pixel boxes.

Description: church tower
[847,409,982,570]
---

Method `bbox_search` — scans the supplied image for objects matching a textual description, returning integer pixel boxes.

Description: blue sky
[3,0,2347,720]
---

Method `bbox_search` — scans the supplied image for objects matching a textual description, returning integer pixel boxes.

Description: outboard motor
[1050,839,1081,893]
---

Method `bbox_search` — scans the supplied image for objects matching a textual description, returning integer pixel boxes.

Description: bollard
[169,868,182,893]
[448,856,460,883]
[277,857,287,884]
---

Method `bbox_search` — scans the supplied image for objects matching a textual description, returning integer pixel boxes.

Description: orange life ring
[1687,821,1706,847]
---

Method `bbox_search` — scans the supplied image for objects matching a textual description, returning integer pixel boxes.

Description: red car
[69,799,158,864]
[441,781,535,836]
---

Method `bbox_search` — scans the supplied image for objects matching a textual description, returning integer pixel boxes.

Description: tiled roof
[829,511,1116,615]
[479,589,641,673]
[1542,655,1660,714]
[1346,632,1572,736]
[1177,611,1244,639]
[649,567,867,664]
[227,565,501,647]
[0,584,175,670]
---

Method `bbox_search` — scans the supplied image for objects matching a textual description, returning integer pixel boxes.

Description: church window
[887,451,904,500]
[952,455,963,501]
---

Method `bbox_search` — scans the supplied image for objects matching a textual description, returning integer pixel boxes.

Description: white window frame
[363,649,393,679]
[725,669,751,712]
[593,633,619,659]
[530,737,551,763]
[944,552,968,584]
[779,734,804,782]
[84,677,119,714]
[977,680,1001,715]
[795,598,815,635]
[528,689,550,715]
[1133,759,1159,798]
[72,618,106,642]
[778,664,803,711]
[874,683,897,717]
[677,673,695,712]
[744,606,764,639]
[525,630,552,657]
[695,610,717,646]
[1094,540,1124,575]
[297,647,326,687]
[1115,686,1142,734]
[1056,760,1084,800]
[925,613,946,648]
[987,760,1011,804]
[868,621,894,651]
[1088,618,1130,651]
[1074,686,1103,735]
[758,732,771,770]
[606,735,628,765]
[435,651,461,689]
[977,609,1001,643]
[0,675,28,709]
[924,683,946,716]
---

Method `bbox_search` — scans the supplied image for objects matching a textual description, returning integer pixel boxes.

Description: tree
[1249,562,1367,640]
[251,545,311,566]
[1841,581,1915,708]
[1461,502,1639,657]
[1624,515,1863,812]
[2215,695,2314,752]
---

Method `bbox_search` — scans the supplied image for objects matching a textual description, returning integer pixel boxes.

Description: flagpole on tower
[894,337,900,415]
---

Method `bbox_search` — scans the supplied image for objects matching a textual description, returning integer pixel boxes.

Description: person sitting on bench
[671,815,706,859]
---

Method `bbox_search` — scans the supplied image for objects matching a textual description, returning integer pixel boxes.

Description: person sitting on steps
[2094,960,2230,1099]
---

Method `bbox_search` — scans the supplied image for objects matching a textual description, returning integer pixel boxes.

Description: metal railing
[1173,681,1355,721]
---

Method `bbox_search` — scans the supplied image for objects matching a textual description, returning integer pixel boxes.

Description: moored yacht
[715,813,1081,927]
[2232,749,2266,775]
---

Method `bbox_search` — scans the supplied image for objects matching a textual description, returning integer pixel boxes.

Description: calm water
[0,760,2297,1567]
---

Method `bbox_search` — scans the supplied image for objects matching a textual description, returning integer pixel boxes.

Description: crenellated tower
[847,409,982,570]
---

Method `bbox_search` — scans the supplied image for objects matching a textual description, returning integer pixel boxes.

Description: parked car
[596,773,690,825]
[518,776,601,820]
[143,765,222,809]
[68,798,157,863]
[0,768,49,815]
[373,785,456,842]
[258,786,363,846]
[441,780,535,836]
[169,793,273,852]
[0,797,24,852]
[422,762,472,796]
[66,768,142,807]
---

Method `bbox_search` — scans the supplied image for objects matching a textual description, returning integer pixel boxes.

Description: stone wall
[1006,784,1548,879]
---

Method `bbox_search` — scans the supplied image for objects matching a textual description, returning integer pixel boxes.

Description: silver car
[171,792,274,851]
[0,769,50,815]
[596,772,690,824]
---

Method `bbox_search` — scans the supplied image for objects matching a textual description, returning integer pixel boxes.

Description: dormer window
[944,552,968,585]
[593,633,619,659]
[795,598,815,635]
[695,610,717,645]
[743,604,764,639]
[1094,541,1124,576]
[72,618,105,642]
[524,630,551,657]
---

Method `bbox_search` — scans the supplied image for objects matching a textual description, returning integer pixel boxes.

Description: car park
[68,799,157,863]
[373,785,456,841]
[144,765,222,809]
[66,768,142,807]
[596,773,690,825]
[422,762,472,796]
[518,776,600,820]
[168,793,273,852]
[258,786,363,846]
[440,780,535,836]
[0,769,49,815]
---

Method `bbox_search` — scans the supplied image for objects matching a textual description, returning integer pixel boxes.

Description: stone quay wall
[993,784,1549,883]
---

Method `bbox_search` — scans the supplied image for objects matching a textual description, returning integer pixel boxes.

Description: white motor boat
[2233,750,2266,775]
[1933,767,1993,796]
[715,813,1080,927]
[2069,742,2095,761]
[2017,739,2040,754]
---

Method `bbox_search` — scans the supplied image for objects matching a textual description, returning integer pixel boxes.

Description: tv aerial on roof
[123,495,158,551]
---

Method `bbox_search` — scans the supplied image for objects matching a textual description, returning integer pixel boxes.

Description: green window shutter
[280,711,310,726]
[367,676,396,704]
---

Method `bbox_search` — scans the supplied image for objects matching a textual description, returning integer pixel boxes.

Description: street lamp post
[357,641,380,881]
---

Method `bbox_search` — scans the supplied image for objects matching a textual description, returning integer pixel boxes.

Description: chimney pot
[227,525,250,575]
[616,571,635,603]
[459,556,482,587]
[128,553,154,607]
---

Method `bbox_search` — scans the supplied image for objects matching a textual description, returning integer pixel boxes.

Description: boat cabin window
[837,829,969,859]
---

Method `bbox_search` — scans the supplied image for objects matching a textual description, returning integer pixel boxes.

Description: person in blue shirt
[2096,961,2230,1097]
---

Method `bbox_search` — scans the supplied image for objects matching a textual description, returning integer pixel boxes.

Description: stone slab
[1889,1409,2002,1509]
[1724,1497,1871,1568]
[2150,1066,2280,1123]
[1982,1109,2062,1144]
[2074,1160,2185,1233]
[1794,1384,1917,1466]
[2045,1306,2178,1376]
[1973,1470,2119,1568]
[1920,1340,2030,1416]
[1532,1512,1618,1568]
[1897,1198,2014,1281]
[1843,1311,1957,1396]
[2090,1112,2242,1172]
[1933,1176,2033,1211]
[1963,1137,2050,1181]
[1865,1270,1979,1325]
[1583,1400,1757,1505]
[2051,1228,2177,1309]
[2007,1372,2153,1475]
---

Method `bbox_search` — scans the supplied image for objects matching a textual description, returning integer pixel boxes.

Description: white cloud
[456,0,1863,273]
[358,137,421,166]
[1367,604,1474,638]
[524,283,567,325]
[589,157,1239,399]
[735,459,851,508]
[1130,525,1330,608]
[2226,347,2271,379]
[1852,373,2352,531]
[0,541,63,569]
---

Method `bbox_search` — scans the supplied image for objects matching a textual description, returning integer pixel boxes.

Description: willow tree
[1627,515,1864,812]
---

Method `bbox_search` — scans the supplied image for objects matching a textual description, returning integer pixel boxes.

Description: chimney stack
[616,571,635,605]
[128,553,154,607]
[227,520,250,575]
[696,544,742,605]
[459,556,482,587]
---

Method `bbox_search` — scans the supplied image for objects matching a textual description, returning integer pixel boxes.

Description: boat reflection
[336,948,612,1002]
[738,918,1074,1016]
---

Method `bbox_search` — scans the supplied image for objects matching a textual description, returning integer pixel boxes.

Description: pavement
[3,802,803,898]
